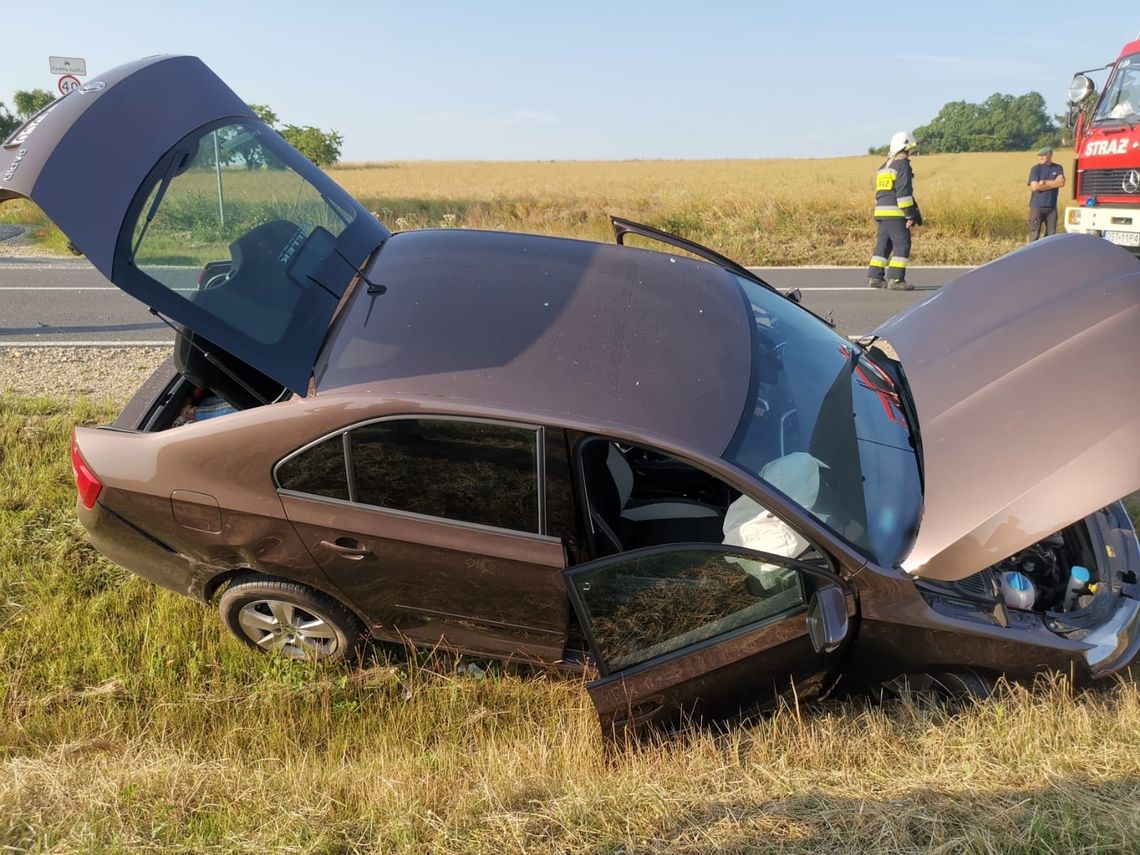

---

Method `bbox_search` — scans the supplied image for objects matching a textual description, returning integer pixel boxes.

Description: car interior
[578,438,737,557]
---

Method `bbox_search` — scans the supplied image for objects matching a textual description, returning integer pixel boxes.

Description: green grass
[2,392,1140,851]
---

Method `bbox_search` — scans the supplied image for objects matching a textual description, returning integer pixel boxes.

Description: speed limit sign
[58,74,81,95]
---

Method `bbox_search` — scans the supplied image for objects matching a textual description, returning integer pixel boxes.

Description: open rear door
[1,55,388,394]
[564,544,854,736]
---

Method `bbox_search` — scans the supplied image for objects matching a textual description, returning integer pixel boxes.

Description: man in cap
[868,131,922,290]
[1027,147,1066,242]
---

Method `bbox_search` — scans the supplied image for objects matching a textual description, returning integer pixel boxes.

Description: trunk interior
[134,330,287,433]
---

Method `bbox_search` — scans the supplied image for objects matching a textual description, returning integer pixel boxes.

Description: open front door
[565,544,854,736]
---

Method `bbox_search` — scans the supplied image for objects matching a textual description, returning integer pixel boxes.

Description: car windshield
[1094,54,1140,121]
[724,276,922,567]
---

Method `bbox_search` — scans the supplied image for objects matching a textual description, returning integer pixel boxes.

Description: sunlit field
[327,151,1072,265]
[2,150,1075,265]
[2,395,1139,852]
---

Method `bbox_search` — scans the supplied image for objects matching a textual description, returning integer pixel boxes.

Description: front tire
[219,576,366,663]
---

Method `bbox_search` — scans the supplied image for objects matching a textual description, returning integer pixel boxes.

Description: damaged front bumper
[1084,595,1140,676]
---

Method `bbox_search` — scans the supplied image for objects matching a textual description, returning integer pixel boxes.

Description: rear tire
[219,576,366,664]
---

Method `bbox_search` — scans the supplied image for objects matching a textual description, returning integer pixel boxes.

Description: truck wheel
[219,576,366,663]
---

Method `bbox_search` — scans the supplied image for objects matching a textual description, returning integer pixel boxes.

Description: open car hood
[874,234,1140,581]
[1,55,388,394]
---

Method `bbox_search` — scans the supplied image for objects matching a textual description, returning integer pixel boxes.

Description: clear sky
[2,1,1137,162]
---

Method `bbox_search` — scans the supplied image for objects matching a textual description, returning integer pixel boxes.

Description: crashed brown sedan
[3,55,1139,735]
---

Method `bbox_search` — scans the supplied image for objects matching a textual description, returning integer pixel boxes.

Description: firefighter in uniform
[868,131,922,290]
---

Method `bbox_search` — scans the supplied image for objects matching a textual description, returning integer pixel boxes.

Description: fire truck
[1063,39,1140,254]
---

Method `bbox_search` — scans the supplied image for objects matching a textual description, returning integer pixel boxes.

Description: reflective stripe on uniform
[874,207,906,217]
[897,195,915,207]
[869,256,887,268]
[888,257,909,268]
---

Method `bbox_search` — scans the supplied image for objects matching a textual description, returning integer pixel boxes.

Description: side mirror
[806,586,849,653]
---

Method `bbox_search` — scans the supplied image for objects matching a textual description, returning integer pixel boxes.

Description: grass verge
[2,393,1139,852]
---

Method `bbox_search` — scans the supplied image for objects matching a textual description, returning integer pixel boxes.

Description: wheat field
[326,151,1069,265]
[2,150,1073,265]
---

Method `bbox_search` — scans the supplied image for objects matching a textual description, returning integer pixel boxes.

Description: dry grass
[4,677,1140,853]
[2,150,1074,265]
[325,151,1068,265]
[2,394,1140,852]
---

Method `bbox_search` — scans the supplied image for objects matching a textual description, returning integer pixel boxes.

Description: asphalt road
[0,256,973,346]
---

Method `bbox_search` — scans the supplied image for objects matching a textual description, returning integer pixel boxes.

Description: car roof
[313,228,754,457]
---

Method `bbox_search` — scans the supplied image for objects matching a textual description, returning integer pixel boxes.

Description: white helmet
[889,130,917,156]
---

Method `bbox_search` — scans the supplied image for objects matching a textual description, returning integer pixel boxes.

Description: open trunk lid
[874,234,1140,581]
[1,55,388,394]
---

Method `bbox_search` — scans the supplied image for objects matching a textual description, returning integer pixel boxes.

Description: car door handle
[319,538,373,559]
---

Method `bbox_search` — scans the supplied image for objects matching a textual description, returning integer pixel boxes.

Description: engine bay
[988,530,1098,614]
[930,510,1133,634]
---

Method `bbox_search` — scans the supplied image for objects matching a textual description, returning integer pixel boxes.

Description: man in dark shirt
[1027,147,1066,242]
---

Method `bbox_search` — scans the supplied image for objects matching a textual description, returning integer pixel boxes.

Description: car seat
[580,440,724,555]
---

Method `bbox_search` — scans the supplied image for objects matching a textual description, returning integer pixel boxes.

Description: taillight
[70,433,103,509]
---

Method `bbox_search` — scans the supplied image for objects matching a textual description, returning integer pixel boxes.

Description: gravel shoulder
[1,241,168,405]
[0,346,171,404]
[0,226,65,257]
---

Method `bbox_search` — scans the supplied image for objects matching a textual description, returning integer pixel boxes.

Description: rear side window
[350,419,540,533]
[276,435,349,500]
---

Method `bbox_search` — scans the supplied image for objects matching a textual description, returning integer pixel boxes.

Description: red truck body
[1064,39,1140,254]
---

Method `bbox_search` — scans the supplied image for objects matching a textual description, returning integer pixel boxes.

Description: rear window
[124,120,358,346]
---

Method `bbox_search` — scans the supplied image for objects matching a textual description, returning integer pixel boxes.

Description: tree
[279,124,343,167]
[908,92,1060,153]
[869,92,1062,154]
[248,103,279,127]
[242,103,344,167]
[0,101,18,141]
[12,89,54,120]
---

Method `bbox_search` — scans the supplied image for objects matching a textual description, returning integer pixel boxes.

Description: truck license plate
[1104,230,1140,247]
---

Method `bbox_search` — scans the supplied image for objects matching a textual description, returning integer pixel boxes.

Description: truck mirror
[1068,74,1095,105]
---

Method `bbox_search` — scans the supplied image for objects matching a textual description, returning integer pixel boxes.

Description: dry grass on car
[2,393,1140,852]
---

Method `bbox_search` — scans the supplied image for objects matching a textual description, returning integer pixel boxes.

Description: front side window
[567,546,807,675]
[125,121,359,345]
[1094,55,1140,121]
[350,419,540,533]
